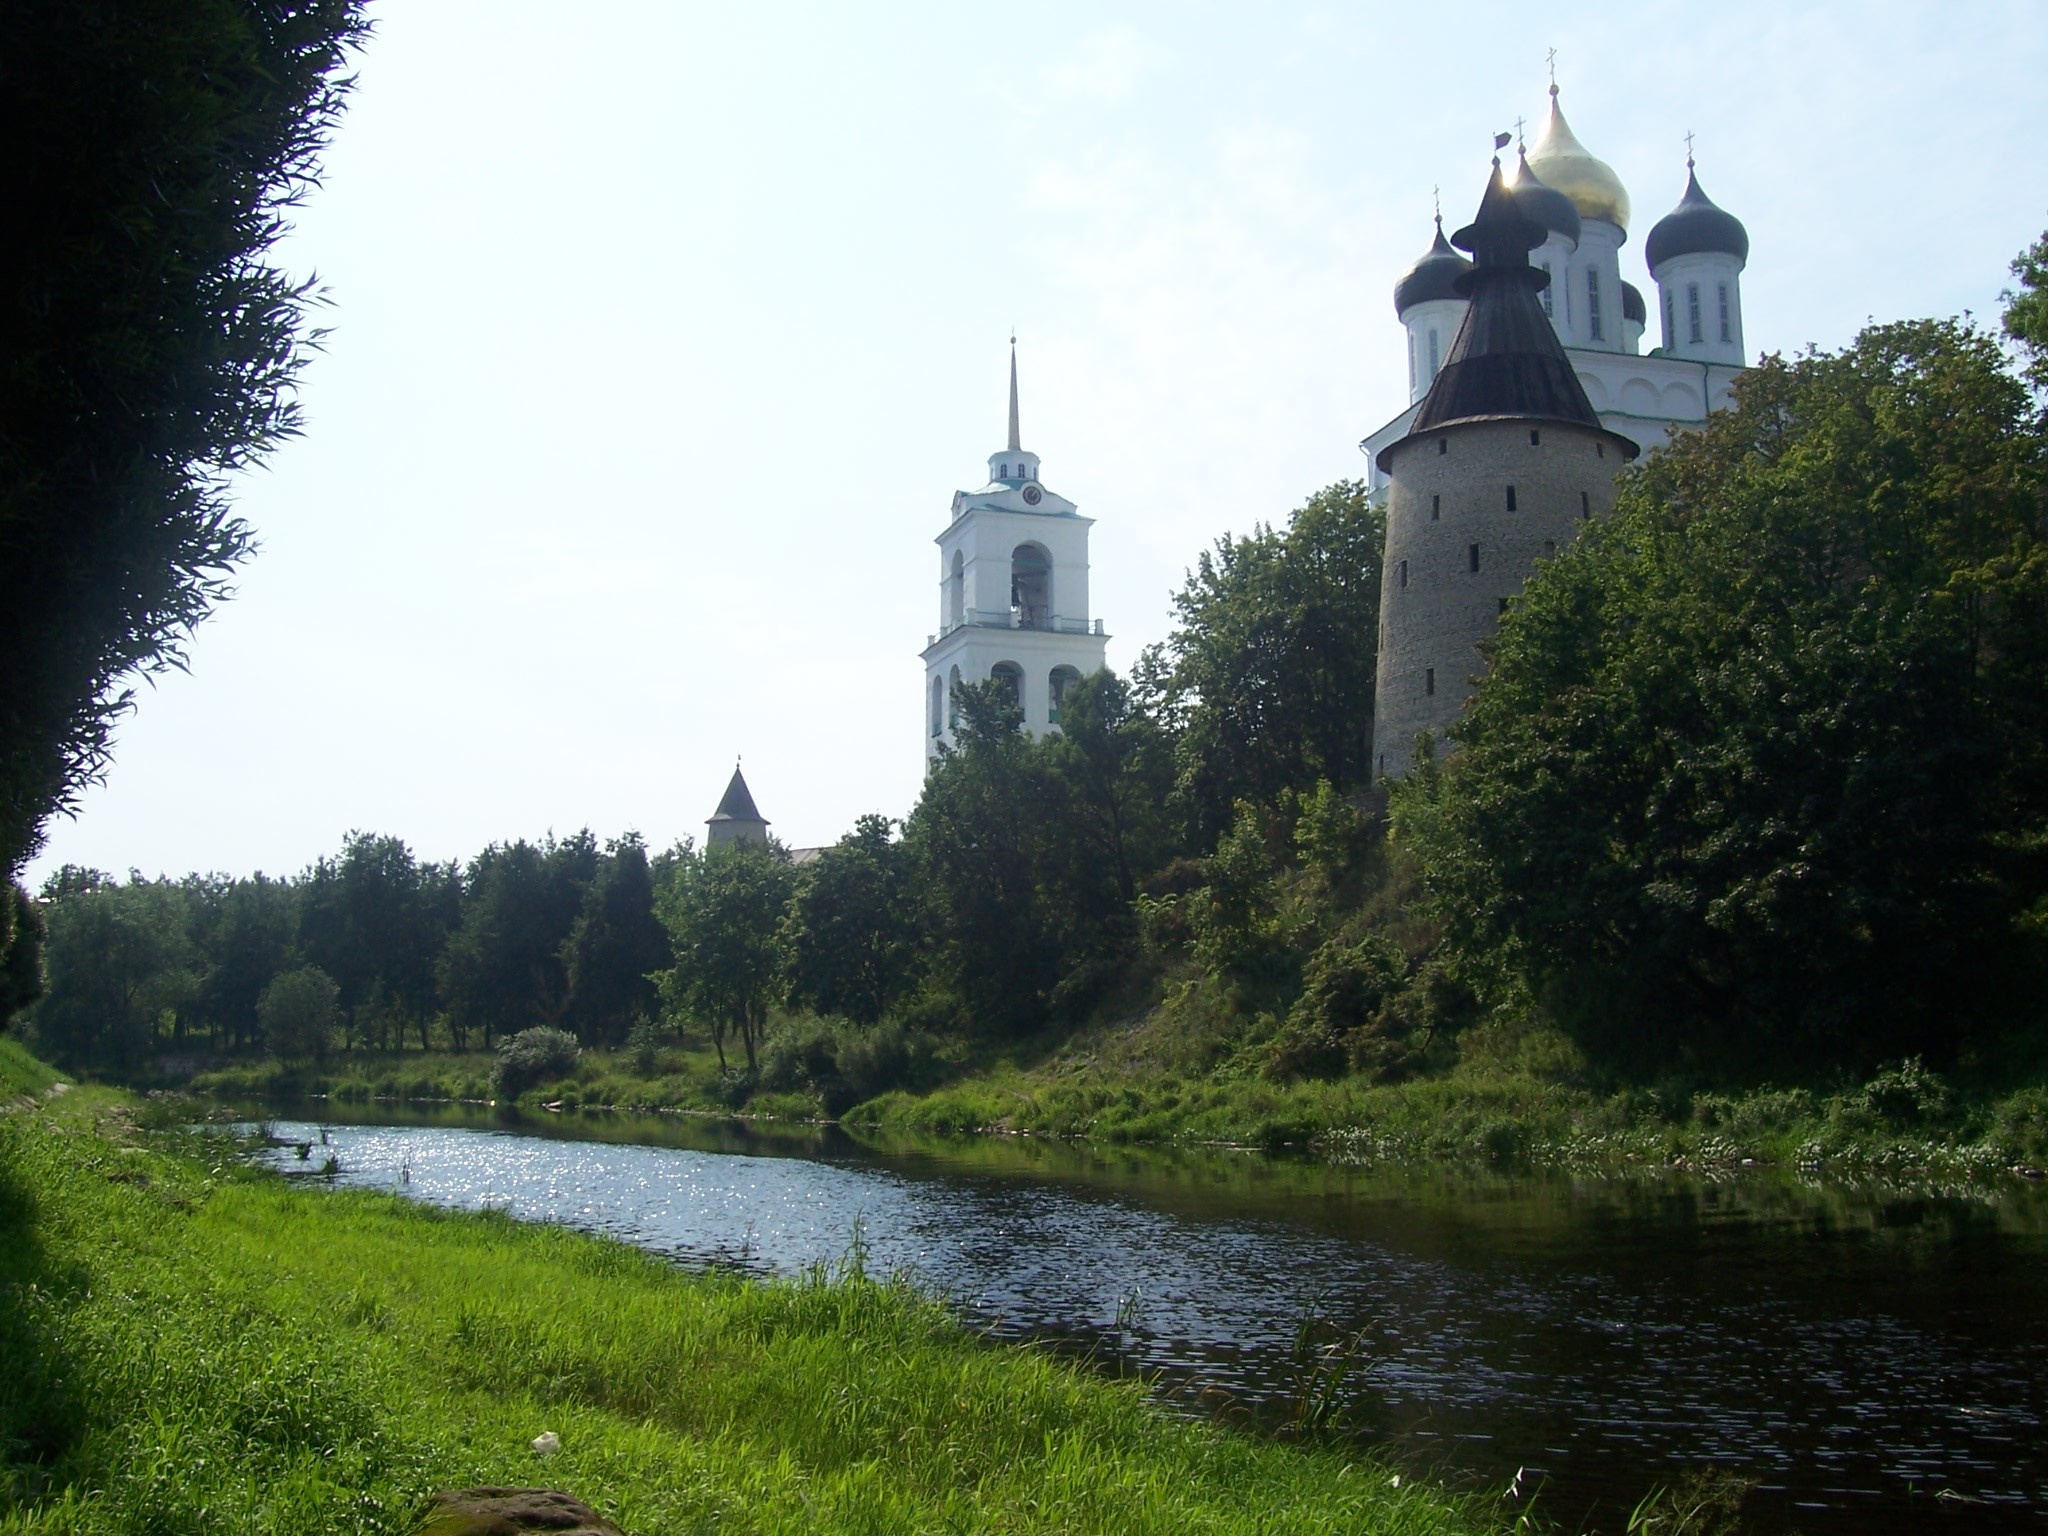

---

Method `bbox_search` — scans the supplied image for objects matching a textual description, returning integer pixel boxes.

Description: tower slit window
[1425,667,1435,696]
[1505,485,1517,511]
[1398,559,1408,589]
[1687,282,1702,344]
[1468,543,1480,573]
[1431,494,1441,521]
[1580,490,1591,519]
[1587,267,1603,342]
[1438,436,1448,456]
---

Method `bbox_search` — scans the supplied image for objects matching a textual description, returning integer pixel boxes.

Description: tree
[653,840,795,1074]
[782,815,920,1026]
[1405,318,2048,1077]
[2005,227,2048,392]
[258,965,339,1065]
[437,833,598,1050]
[1140,480,1385,846]
[0,885,48,1026]
[0,1,369,877]
[194,873,299,1052]
[29,875,199,1073]
[300,833,456,1049]
[562,834,671,1047]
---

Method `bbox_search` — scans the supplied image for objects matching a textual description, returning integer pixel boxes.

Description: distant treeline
[10,253,2048,1097]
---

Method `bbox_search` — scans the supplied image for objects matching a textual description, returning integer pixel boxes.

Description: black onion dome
[1645,166,1749,270]
[1393,218,1472,316]
[1621,280,1646,325]
[1379,161,1637,466]
[1509,151,1580,246]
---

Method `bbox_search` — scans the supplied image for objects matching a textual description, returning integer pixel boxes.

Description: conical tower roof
[709,765,766,826]
[1379,160,1637,466]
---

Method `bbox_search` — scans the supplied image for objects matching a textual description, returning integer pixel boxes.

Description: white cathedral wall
[1401,299,1466,403]
[1651,251,1746,367]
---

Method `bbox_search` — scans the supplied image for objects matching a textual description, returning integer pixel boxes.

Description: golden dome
[1525,86,1630,231]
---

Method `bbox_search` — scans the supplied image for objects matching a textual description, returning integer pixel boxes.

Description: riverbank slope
[0,1058,1498,1535]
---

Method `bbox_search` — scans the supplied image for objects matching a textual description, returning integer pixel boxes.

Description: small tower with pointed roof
[1371,158,1639,780]
[919,341,1108,762]
[706,764,770,849]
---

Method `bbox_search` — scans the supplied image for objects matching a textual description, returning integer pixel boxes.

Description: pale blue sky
[30,0,2048,882]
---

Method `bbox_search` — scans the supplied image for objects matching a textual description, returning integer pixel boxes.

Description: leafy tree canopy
[1402,318,2048,1077]
[0,0,369,877]
[1139,479,1385,845]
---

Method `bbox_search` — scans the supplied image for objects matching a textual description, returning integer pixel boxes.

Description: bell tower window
[1010,543,1052,630]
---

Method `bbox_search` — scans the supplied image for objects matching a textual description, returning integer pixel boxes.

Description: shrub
[491,1027,580,1101]
[1860,1058,1954,1129]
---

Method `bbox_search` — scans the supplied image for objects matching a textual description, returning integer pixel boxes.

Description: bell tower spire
[1007,333,1021,453]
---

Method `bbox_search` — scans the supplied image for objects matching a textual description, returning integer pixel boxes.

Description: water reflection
[246,1100,2048,1534]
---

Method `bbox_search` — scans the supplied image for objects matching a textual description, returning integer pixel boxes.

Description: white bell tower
[920,341,1109,761]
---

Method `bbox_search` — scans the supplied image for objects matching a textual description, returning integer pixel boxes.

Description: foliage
[299,833,459,1050]
[1402,319,2048,1078]
[1139,480,1385,845]
[28,874,198,1074]
[781,815,920,1026]
[437,833,598,1051]
[562,833,670,1046]
[653,840,796,1074]
[0,0,369,877]
[0,883,48,1024]
[2004,227,2048,392]
[491,1025,581,1101]
[257,964,340,1065]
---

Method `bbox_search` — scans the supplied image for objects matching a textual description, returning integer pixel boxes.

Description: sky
[28,0,2048,885]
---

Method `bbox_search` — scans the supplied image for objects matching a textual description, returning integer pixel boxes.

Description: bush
[491,1027,580,1101]
[757,1015,941,1114]
[1860,1058,1954,1130]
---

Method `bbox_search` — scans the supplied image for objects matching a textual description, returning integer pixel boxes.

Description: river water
[249,1101,2048,1534]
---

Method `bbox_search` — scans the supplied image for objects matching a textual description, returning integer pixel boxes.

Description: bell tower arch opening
[1011,543,1051,630]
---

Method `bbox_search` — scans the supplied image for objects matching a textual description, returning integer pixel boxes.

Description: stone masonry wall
[1372,418,1631,779]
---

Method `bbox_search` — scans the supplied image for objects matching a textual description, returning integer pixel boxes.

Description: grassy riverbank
[0,1066,1500,1535]
[843,1015,2048,1180]
[172,1005,2048,1182]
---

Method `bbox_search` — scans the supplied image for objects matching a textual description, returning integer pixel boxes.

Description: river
[248,1100,2048,1534]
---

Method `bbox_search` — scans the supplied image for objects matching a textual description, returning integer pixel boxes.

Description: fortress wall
[1372,418,1628,779]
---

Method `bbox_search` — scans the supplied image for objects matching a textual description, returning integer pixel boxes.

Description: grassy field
[0,1068,1503,1536]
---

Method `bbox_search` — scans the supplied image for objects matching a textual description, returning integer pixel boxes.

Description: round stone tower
[1371,159,1639,781]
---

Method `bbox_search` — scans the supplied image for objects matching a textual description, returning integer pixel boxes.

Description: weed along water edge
[0,1084,1493,1536]
[243,1100,2048,1534]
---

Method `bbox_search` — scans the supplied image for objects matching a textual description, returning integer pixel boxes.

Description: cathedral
[1366,83,1752,778]
[920,342,1108,759]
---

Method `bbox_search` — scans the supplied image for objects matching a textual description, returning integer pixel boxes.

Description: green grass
[0,1036,59,1099]
[0,1078,1499,1535]
[842,1012,2048,1180]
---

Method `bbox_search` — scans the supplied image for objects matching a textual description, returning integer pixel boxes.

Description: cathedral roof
[1380,160,1637,467]
[1527,86,1630,231]
[1622,279,1646,325]
[1645,164,1749,270]
[1509,150,1581,246]
[709,766,766,826]
[1392,217,1472,315]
